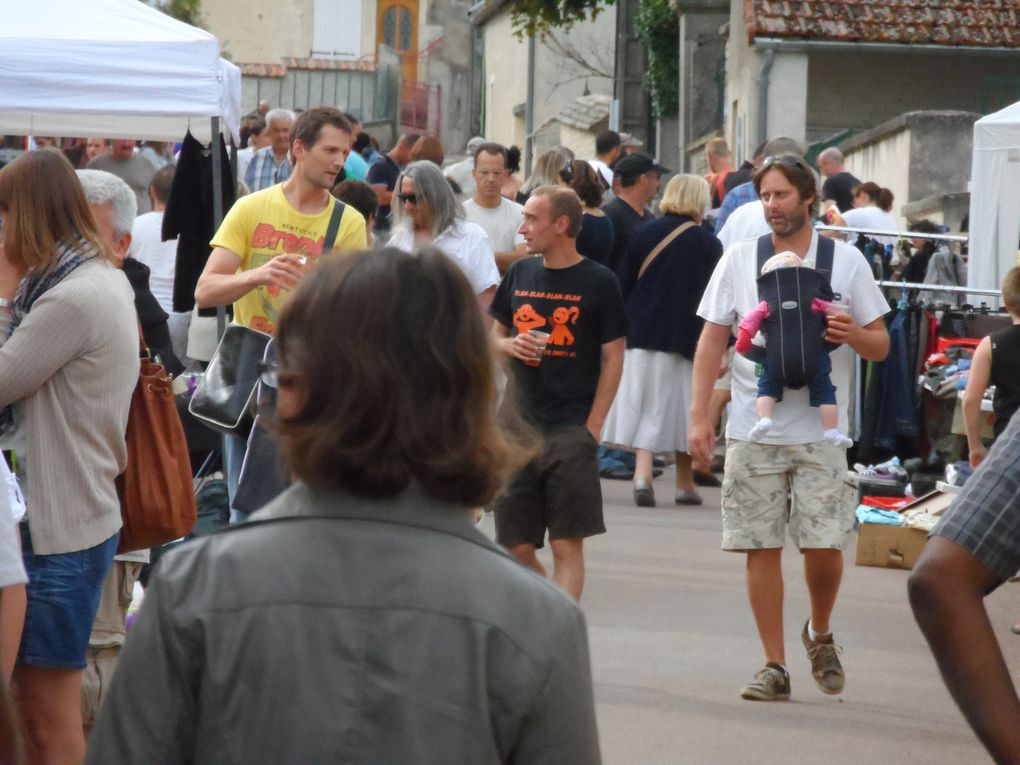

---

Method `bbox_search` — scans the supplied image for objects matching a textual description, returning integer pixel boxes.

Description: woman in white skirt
[602,175,722,507]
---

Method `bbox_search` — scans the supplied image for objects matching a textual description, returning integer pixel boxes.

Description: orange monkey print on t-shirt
[513,304,548,335]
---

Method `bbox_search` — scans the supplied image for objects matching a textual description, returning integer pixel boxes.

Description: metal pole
[875,280,999,298]
[815,224,968,243]
[524,35,535,177]
[211,116,226,340]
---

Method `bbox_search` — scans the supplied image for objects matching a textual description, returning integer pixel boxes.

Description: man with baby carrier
[688,153,890,701]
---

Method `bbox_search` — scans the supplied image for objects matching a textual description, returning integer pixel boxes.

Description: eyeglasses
[761,154,811,172]
[397,193,422,204]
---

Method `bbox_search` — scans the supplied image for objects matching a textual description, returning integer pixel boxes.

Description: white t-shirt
[697,230,889,444]
[463,197,525,253]
[128,211,179,315]
[717,200,768,250]
[841,206,899,246]
[236,147,254,186]
[388,220,500,295]
[590,159,613,188]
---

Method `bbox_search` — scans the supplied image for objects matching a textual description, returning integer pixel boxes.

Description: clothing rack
[815,224,968,244]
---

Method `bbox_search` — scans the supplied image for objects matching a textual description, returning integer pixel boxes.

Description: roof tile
[747,0,1020,47]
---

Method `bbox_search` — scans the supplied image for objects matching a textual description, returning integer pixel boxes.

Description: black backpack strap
[756,234,774,276]
[815,234,835,284]
[322,200,346,256]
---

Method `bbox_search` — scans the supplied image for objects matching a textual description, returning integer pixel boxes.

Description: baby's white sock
[749,418,773,442]
[823,428,853,448]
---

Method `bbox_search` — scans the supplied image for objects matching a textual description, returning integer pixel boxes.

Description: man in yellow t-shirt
[197,106,367,334]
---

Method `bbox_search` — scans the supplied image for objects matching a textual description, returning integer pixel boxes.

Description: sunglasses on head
[761,154,810,171]
[397,193,422,204]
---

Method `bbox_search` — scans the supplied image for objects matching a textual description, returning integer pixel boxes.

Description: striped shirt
[244,147,292,192]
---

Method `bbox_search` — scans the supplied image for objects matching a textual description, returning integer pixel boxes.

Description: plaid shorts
[933,410,1020,583]
[721,440,854,551]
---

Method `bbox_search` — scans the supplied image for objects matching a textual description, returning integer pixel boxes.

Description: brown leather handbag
[115,328,196,554]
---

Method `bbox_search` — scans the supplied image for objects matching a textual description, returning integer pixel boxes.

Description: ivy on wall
[634,0,678,118]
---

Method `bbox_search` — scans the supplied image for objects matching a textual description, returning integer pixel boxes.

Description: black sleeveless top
[989,324,1020,438]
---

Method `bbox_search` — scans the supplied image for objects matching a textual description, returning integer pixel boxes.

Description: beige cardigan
[0,259,138,554]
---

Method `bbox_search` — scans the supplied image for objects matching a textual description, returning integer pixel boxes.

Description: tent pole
[211,116,226,340]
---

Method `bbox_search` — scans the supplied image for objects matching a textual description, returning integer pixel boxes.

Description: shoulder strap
[756,233,774,275]
[322,200,346,256]
[637,221,696,280]
[815,234,835,284]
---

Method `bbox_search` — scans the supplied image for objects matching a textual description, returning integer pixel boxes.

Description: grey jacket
[86,483,601,764]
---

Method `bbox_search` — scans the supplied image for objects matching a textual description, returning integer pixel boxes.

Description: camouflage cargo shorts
[720,440,855,551]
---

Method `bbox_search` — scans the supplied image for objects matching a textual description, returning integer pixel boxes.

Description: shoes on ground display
[801,620,845,695]
[849,456,908,485]
[740,663,791,701]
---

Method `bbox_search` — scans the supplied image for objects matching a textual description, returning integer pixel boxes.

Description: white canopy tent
[968,101,1020,302]
[0,0,240,144]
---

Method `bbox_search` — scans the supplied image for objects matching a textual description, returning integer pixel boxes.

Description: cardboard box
[854,522,929,570]
[854,491,954,570]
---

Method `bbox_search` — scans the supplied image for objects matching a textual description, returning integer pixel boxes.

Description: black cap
[614,152,670,181]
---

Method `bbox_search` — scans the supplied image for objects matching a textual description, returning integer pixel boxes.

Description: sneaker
[851,457,908,484]
[801,620,845,695]
[740,663,790,701]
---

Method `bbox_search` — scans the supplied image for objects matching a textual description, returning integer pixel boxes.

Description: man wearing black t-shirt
[817,147,860,213]
[366,132,419,236]
[602,153,669,274]
[490,186,628,600]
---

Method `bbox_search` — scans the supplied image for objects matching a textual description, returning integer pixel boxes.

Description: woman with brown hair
[558,158,614,265]
[409,134,445,166]
[842,180,898,246]
[0,150,138,763]
[87,247,601,763]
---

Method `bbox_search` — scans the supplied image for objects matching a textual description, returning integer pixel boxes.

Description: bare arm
[195,247,304,309]
[586,337,624,442]
[477,286,496,329]
[495,244,529,274]
[825,314,889,361]
[962,337,992,467]
[688,321,732,466]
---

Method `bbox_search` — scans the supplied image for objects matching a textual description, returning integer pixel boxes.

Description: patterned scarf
[0,237,100,434]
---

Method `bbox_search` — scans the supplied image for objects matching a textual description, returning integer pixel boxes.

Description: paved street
[482,468,1020,765]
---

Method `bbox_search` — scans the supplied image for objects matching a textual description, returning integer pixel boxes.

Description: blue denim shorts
[17,525,119,670]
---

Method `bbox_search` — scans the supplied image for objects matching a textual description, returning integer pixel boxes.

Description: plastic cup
[524,330,550,367]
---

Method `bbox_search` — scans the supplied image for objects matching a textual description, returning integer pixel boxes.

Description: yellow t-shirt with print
[210,184,367,333]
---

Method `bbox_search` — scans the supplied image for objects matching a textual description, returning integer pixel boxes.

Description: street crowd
[0,104,1017,764]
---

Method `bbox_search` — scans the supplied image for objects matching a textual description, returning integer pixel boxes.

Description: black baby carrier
[740,234,840,388]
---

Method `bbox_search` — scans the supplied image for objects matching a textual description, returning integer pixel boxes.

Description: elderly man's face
[268,118,292,156]
[90,202,131,266]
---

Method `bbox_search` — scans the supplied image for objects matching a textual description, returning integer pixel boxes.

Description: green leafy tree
[144,0,202,27]
[634,0,678,118]
[508,0,614,37]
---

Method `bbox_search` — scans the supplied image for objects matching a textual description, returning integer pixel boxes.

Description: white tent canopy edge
[0,0,240,144]
[967,100,1020,305]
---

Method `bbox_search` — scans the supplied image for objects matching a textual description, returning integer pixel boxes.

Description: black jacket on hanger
[164,130,236,315]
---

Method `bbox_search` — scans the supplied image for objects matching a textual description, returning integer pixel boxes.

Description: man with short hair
[705,137,735,208]
[236,119,270,185]
[602,153,668,274]
[817,147,860,213]
[689,155,889,702]
[245,108,295,192]
[129,165,191,361]
[590,129,622,189]
[716,137,804,245]
[490,186,628,600]
[196,106,368,521]
[366,132,420,236]
[341,113,370,181]
[87,139,157,214]
[463,142,527,273]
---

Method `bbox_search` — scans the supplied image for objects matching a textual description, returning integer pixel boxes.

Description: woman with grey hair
[387,160,499,306]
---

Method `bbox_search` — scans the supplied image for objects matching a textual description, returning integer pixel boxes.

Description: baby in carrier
[734,251,853,448]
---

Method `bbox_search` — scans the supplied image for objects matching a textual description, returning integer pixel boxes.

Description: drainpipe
[755,47,775,147]
[525,35,536,177]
